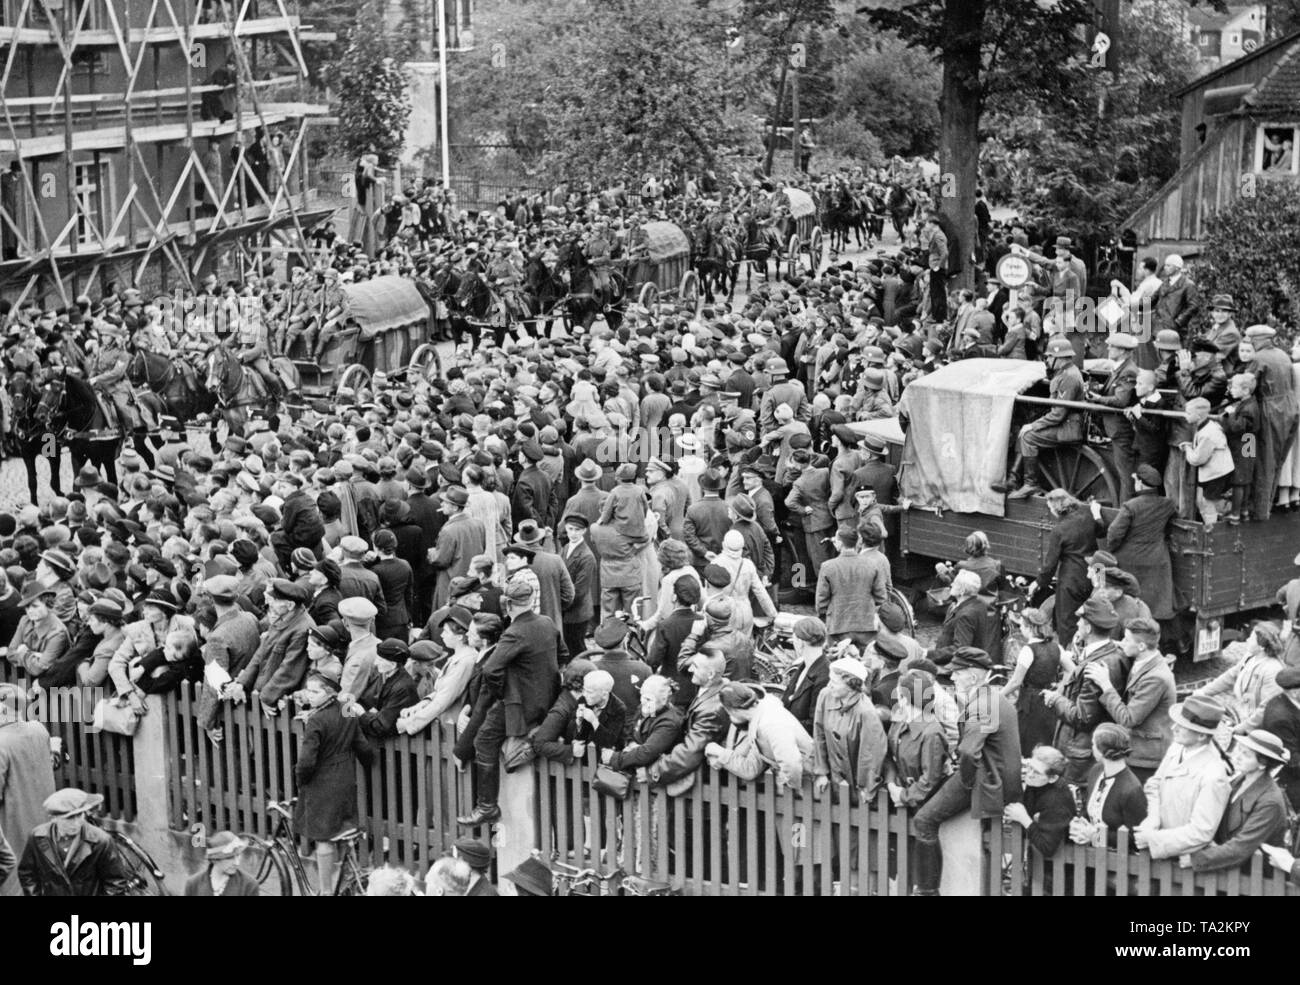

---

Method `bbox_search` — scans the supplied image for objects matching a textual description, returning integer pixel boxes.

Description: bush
[1193,179,1300,330]
[816,117,885,171]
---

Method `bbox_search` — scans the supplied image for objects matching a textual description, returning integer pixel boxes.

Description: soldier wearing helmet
[994,335,1087,499]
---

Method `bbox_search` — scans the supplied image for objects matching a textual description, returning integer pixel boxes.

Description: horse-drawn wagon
[293,275,442,399]
[622,221,700,310]
[859,359,1300,662]
[773,187,823,277]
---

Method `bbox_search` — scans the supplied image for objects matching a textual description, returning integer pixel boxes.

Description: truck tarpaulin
[895,358,1046,517]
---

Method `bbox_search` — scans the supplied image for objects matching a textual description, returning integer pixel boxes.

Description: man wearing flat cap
[911,647,1020,895]
[429,486,486,612]
[18,788,132,896]
[337,535,387,621]
[197,574,261,740]
[1105,463,1177,623]
[1088,331,1140,501]
[231,579,314,716]
[457,578,558,826]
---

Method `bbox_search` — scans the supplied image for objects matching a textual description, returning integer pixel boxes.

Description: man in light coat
[0,684,56,896]
[706,682,814,789]
[1134,694,1231,860]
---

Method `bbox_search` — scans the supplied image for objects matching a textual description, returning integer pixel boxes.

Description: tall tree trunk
[764,60,791,177]
[939,0,984,291]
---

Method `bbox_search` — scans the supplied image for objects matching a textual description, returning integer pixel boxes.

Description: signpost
[996,253,1032,311]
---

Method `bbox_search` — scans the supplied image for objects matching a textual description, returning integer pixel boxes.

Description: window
[73,159,109,248]
[1197,29,1221,57]
[1255,125,1300,175]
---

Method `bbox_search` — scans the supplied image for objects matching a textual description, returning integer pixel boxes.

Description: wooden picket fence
[6,662,1296,895]
[0,662,137,821]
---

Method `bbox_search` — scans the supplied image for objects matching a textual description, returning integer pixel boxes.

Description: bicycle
[550,855,624,896]
[238,799,369,896]
[89,810,168,896]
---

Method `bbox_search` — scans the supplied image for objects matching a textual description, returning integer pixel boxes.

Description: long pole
[436,0,450,189]
[790,56,799,177]
[1014,394,1191,420]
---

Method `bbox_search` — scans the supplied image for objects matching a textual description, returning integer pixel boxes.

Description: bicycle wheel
[112,834,169,896]
[239,838,295,897]
[334,853,368,897]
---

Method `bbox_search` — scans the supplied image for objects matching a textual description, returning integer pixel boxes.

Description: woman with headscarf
[714,529,777,636]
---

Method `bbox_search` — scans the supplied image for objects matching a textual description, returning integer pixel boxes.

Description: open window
[1255,124,1300,175]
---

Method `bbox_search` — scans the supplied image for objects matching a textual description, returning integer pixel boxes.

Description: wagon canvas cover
[343,276,430,342]
[895,358,1046,516]
[633,221,690,263]
[778,187,816,219]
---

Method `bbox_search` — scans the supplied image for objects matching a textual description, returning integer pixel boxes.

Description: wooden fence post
[496,763,537,894]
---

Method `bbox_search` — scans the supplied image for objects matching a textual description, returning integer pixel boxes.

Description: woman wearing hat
[397,607,479,735]
[184,831,259,896]
[811,657,887,806]
[73,598,127,690]
[1188,729,1290,872]
[1193,621,1286,742]
[1002,606,1063,756]
[3,583,69,680]
[107,589,187,700]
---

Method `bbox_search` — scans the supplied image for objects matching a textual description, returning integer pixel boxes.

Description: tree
[979,0,1200,263]
[862,0,1104,288]
[451,0,745,186]
[333,4,413,167]
[1194,181,1300,328]
[739,0,838,175]
[824,25,940,158]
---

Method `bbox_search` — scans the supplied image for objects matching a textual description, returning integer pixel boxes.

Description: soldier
[306,268,348,361]
[995,336,1087,499]
[225,297,284,404]
[86,320,135,436]
[586,222,616,297]
[486,240,527,325]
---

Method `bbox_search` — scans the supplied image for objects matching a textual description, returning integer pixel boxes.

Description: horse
[422,264,463,343]
[555,239,624,331]
[696,221,742,302]
[8,371,67,505]
[128,347,213,430]
[205,345,296,442]
[524,253,567,338]
[35,370,123,489]
[824,183,866,254]
[887,183,916,244]
[737,211,784,291]
[454,269,514,347]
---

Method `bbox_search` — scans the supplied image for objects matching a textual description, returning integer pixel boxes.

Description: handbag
[93,697,142,736]
[502,735,537,773]
[663,773,695,798]
[593,765,632,800]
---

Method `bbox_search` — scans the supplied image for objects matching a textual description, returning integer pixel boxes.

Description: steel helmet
[1044,337,1074,360]
[1154,329,1182,351]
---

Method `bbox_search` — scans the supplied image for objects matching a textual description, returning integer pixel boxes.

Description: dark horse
[825,183,866,254]
[36,370,124,489]
[205,345,296,444]
[454,269,513,347]
[9,371,66,505]
[555,239,624,331]
[419,264,462,343]
[128,347,217,452]
[738,211,784,291]
[524,254,566,337]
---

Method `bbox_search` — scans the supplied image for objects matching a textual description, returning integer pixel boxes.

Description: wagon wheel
[1034,444,1120,508]
[808,226,824,275]
[886,586,916,636]
[639,282,659,309]
[679,270,700,314]
[409,343,442,382]
[337,363,371,395]
[786,234,800,279]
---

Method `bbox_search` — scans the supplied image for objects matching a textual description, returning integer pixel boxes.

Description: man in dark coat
[1087,332,1140,501]
[404,467,442,626]
[294,672,373,894]
[1261,668,1300,809]
[511,441,553,526]
[560,515,597,661]
[272,474,326,570]
[649,577,703,707]
[683,468,731,571]
[932,570,998,658]
[1037,494,1103,642]
[725,352,756,410]
[18,789,131,896]
[458,580,559,826]
[1045,598,1128,785]
[1246,325,1300,521]
[647,649,730,789]
[781,616,829,735]
[1105,465,1178,621]
[452,838,499,896]
[585,618,652,741]
[911,648,1020,895]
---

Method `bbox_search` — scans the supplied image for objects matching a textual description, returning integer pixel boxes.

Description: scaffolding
[0,0,334,307]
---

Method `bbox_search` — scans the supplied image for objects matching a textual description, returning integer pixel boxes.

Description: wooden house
[1122,28,1300,263]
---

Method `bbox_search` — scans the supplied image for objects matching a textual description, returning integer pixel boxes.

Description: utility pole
[790,36,803,177]
[436,0,451,190]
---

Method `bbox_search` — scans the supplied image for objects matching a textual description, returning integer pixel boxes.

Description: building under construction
[0,0,333,306]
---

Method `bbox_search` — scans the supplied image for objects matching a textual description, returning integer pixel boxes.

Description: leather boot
[1007,456,1043,499]
[990,453,1022,494]
[457,765,501,826]
[911,841,942,896]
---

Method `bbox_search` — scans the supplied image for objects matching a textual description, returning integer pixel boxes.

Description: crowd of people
[1,162,1300,896]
